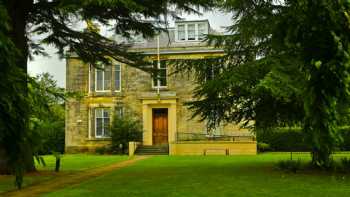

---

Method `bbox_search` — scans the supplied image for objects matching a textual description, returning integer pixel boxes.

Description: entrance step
[135,145,169,155]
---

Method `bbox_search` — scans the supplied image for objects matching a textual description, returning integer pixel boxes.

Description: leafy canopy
[1,0,218,188]
[176,0,350,166]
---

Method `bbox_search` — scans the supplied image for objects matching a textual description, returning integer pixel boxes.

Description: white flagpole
[157,35,160,95]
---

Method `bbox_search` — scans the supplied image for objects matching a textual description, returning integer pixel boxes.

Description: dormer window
[198,23,207,40]
[175,21,209,42]
[178,25,186,41]
[187,24,196,40]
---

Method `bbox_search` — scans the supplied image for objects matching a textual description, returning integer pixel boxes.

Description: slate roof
[113,19,223,54]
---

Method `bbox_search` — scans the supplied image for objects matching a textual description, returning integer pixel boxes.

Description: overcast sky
[28,10,232,88]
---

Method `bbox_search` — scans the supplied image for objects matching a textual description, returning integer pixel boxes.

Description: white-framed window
[95,65,111,92]
[187,24,196,40]
[176,22,208,41]
[115,64,121,92]
[198,23,207,40]
[177,24,186,41]
[95,108,110,138]
[152,60,167,88]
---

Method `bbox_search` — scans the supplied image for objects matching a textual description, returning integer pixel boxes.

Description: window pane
[159,69,166,79]
[96,118,103,137]
[198,23,207,40]
[160,60,166,69]
[104,66,111,90]
[159,77,167,86]
[96,70,103,90]
[115,65,121,91]
[95,108,103,118]
[103,109,110,118]
[153,77,158,87]
[160,61,167,86]
[103,117,110,137]
[153,60,167,87]
[188,24,195,40]
[152,61,159,86]
[178,24,185,31]
[177,25,185,40]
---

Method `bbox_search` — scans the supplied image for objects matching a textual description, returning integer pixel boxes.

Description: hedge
[257,126,350,152]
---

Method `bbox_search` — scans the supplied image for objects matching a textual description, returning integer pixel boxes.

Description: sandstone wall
[65,54,251,152]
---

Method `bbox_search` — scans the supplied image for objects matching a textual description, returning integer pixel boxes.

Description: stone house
[65,19,257,155]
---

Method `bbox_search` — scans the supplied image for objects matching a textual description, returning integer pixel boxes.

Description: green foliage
[340,157,350,172]
[175,0,350,167]
[95,146,108,155]
[95,146,109,155]
[257,127,350,152]
[257,128,311,152]
[0,2,29,188]
[257,142,271,153]
[277,160,302,173]
[28,73,66,155]
[1,0,217,189]
[110,114,142,154]
[27,0,217,68]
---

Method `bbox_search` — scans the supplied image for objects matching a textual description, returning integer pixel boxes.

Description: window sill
[89,91,124,97]
[152,87,168,90]
[86,137,111,141]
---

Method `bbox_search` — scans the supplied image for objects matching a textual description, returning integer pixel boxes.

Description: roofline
[141,49,224,55]
[65,49,224,58]
[175,19,209,24]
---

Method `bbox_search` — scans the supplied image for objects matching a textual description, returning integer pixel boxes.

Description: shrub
[110,114,142,154]
[95,146,107,155]
[40,120,65,154]
[338,126,350,151]
[30,116,65,155]
[257,128,311,152]
[257,126,350,152]
[277,160,302,173]
[340,157,350,172]
[257,142,271,152]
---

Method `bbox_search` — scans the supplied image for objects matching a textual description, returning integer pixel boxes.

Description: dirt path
[4,156,149,197]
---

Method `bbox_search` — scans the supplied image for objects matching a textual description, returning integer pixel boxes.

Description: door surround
[152,108,168,145]
[141,99,177,145]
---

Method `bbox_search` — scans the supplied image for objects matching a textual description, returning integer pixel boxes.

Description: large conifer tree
[176,0,350,167]
[0,0,216,188]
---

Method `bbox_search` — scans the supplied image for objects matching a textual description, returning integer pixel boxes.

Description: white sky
[28,10,232,87]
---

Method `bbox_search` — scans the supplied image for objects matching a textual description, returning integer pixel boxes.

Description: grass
[0,154,128,194]
[0,175,53,194]
[36,154,128,171]
[43,153,350,197]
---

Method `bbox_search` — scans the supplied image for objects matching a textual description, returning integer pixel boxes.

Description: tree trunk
[0,0,35,175]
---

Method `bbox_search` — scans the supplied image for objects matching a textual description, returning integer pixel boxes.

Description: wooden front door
[152,108,168,145]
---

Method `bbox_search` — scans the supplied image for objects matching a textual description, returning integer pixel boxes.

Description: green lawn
[0,175,53,194]
[36,154,128,171]
[0,154,128,194]
[43,153,350,197]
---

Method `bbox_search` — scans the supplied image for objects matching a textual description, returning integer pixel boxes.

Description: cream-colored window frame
[95,65,111,92]
[152,60,168,89]
[114,64,122,92]
[95,108,111,138]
